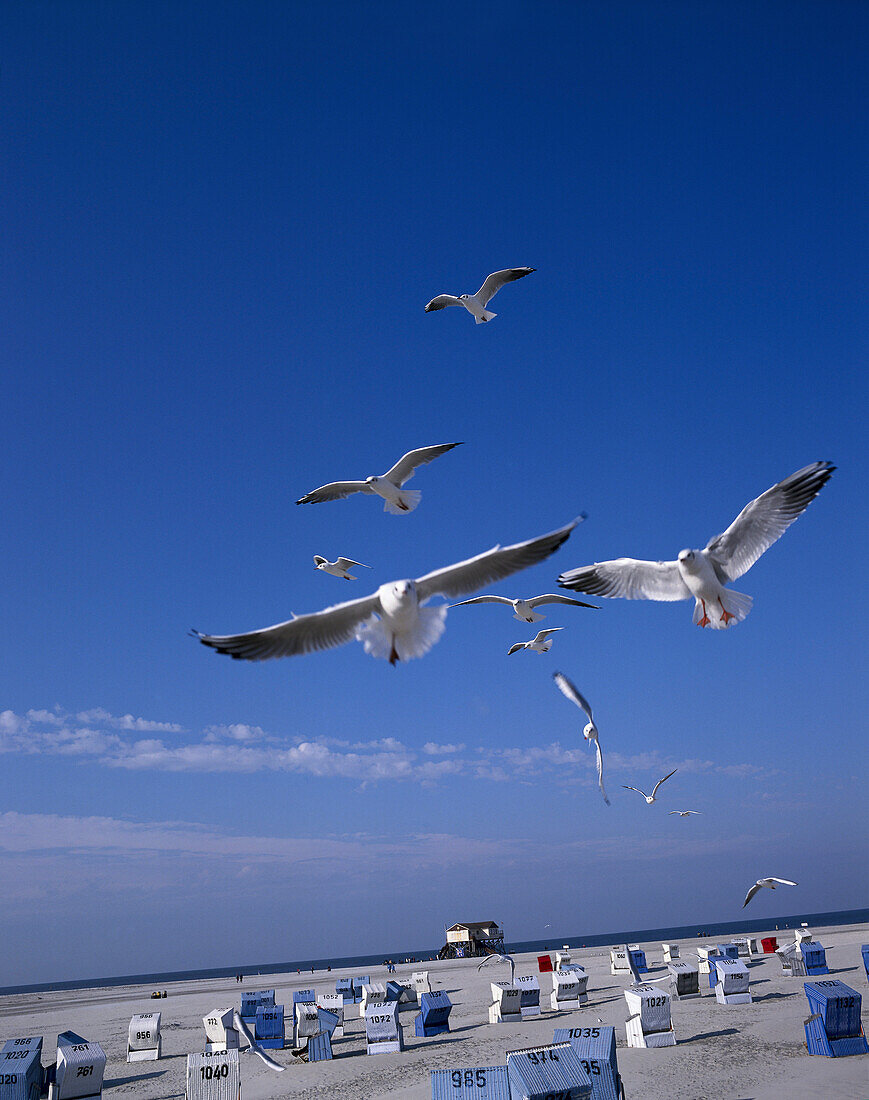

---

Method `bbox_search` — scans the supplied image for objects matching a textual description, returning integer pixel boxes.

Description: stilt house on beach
[438,920,505,959]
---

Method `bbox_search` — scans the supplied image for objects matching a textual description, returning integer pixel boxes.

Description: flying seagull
[425,267,535,324]
[558,461,835,628]
[622,769,678,804]
[668,810,702,817]
[552,671,610,805]
[743,877,798,908]
[478,953,516,984]
[296,443,462,514]
[313,556,370,580]
[451,591,597,622]
[193,520,578,666]
[507,627,563,655]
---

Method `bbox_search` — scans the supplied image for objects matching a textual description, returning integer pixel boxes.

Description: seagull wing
[704,461,835,581]
[595,739,610,805]
[475,267,536,306]
[450,595,514,608]
[743,883,762,908]
[507,642,525,655]
[558,558,690,601]
[535,628,563,642]
[416,519,579,601]
[296,480,374,505]
[334,558,370,570]
[425,294,464,311]
[766,877,798,887]
[529,593,599,610]
[193,591,380,661]
[622,786,647,797]
[382,442,463,487]
[651,768,678,797]
[552,671,594,723]
[313,556,328,566]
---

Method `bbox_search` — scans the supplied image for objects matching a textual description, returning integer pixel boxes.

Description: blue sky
[1,0,866,986]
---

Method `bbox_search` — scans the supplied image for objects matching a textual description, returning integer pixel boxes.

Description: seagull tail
[383,489,422,514]
[475,309,497,324]
[693,588,753,629]
[514,610,544,623]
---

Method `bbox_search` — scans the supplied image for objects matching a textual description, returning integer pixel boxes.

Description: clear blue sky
[1,0,866,985]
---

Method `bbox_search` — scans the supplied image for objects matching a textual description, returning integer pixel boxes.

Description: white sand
[2,922,866,1099]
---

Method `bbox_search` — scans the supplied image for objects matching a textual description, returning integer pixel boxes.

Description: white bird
[478,953,515,984]
[743,877,798,908]
[668,809,703,816]
[552,671,610,805]
[296,443,462,514]
[558,462,835,628]
[622,769,678,804]
[507,627,563,655]
[232,1011,284,1072]
[425,267,536,324]
[194,520,578,667]
[451,591,597,622]
[313,556,370,580]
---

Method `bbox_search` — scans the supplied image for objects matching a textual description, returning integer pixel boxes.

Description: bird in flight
[296,443,462,514]
[193,520,578,666]
[425,267,535,324]
[552,671,610,805]
[668,809,702,817]
[622,769,678,804]
[742,877,798,908]
[507,627,563,655]
[558,461,834,628]
[451,591,597,622]
[313,556,370,580]
[478,953,516,984]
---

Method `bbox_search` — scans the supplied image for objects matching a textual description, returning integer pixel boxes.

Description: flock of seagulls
[194,264,835,909]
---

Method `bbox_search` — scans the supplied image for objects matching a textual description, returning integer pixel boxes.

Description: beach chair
[662,943,680,962]
[393,977,417,1007]
[412,971,431,995]
[800,941,829,976]
[555,1026,624,1100]
[861,945,869,982]
[292,1002,319,1048]
[713,959,752,1004]
[628,947,648,973]
[316,993,344,1038]
[430,1065,509,1099]
[515,974,541,1019]
[47,1033,106,1100]
[239,990,273,1027]
[716,943,739,961]
[624,986,676,1048]
[609,946,630,975]
[760,936,777,954]
[203,1009,239,1053]
[335,977,353,1004]
[292,989,314,1006]
[255,1005,284,1049]
[306,1031,333,1062]
[550,969,586,1010]
[668,960,701,999]
[127,1013,161,1061]
[364,1001,403,1054]
[537,954,553,973]
[1,1036,43,1100]
[185,1049,240,1100]
[414,991,452,1037]
[776,943,806,977]
[359,982,387,1018]
[803,980,868,1057]
[488,982,522,1024]
[555,950,572,971]
[506,1043,592,1099]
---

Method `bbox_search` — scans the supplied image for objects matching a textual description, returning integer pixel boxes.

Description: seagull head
[459,294,470,299]
[583,722,597,741]
[678,549,694,564]
[366,475,380,486]
[678,549,700,574]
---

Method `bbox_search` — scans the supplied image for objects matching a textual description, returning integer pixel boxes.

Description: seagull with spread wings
[313,556,370,580]
[622,769,678,804]
[668,809,703,817]
[451,591,597,622]
[478,953,516,984]
[193,520,578,666]
[296,443,462,514]
[552,671,610,805]
[507,627,563,655]
[558,461,834,628]
[425,267,535,323]
[743,877,798,908]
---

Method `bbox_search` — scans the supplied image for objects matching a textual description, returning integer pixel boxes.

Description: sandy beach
[2,921,866,1099]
